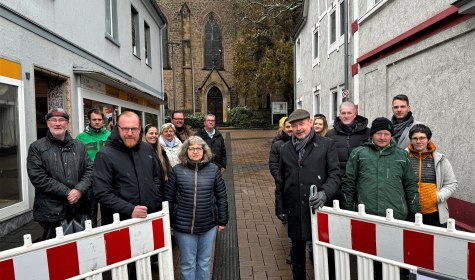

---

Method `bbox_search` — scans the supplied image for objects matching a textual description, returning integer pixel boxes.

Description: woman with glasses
[159,123,182,168]
[165,136,228,280]
[407,124,457,226]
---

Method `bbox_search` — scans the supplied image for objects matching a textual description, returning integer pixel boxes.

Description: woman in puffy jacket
[165,136,228,280]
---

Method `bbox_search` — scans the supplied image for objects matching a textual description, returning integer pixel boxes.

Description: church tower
[157,1,237,123]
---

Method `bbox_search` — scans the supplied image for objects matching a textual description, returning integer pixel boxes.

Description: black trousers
[291,239,307,280]
[39,221,62,241]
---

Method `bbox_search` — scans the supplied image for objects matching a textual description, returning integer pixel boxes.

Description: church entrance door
[207,86,223,124]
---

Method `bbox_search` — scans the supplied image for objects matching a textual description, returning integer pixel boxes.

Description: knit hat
[278,116,288,128]
[370,117,393,136]
[287,109,310,123]
[45,108,69,121]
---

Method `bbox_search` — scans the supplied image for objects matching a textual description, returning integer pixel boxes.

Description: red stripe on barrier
[351,220,376,255]
[104,228,132,265]
[317,212,329,243]
[46,242,80,280]
[152,218,165,249]
[403,230,434,270]
[468,242,475,280]
[0,259,15,280]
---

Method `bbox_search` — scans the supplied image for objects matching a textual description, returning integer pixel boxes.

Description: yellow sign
[0,58,21,80]
[105,84,160,109]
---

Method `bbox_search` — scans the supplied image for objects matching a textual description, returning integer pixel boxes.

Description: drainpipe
[344,0,349,101]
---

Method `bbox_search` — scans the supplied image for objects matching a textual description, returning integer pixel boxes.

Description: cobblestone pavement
[226,129,314,280]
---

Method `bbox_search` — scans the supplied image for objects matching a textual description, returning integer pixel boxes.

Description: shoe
[286,254,292,264]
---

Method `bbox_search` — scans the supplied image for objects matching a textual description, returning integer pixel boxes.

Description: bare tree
[236,0,304,24]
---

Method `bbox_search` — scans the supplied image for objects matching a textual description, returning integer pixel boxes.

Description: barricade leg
[382,263,400,280]
[112,265,129,280]
[335,250,350,280]
[357,256,374,280]
[158,202,174,280]
[135,256,152,279]
[315,245,329,280]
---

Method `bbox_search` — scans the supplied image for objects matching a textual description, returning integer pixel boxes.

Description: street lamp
[169,42,180,111]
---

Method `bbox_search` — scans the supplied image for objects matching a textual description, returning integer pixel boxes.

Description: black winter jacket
[269,132,291,181]
[326,115,370,176]
[27,131,93,223]
[196,128,227,169]
[93,127,163,225]
[275,134,340,241]
[165,161,228,234]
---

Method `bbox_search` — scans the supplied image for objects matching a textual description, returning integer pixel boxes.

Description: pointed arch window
[204,14,223,69]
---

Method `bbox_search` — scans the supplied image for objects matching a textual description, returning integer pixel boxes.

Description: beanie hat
[287,109,310,123]
[45,108,69,121]
[370,117,393,136]
[278,116,288,128]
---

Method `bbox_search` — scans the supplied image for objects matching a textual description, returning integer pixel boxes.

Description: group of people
[27,108,228,280]
[270,94,458,279]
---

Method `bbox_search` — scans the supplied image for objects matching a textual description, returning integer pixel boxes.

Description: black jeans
[39,221,62,241]
[291,239,307,280]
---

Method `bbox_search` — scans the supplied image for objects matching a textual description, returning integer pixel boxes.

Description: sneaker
[286,254,292,264]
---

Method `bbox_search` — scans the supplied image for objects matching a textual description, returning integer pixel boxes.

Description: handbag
[60,207,87,235]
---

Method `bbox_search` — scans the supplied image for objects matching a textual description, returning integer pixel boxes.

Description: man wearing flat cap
[27,108,93,240]
[275,109,340,279]
[341,117,420,220]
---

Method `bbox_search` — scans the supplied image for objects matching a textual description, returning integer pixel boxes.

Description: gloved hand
[277,214,288,224]
[309,191,327,213]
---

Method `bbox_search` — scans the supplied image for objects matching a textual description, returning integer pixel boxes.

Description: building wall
[0,0,166,234]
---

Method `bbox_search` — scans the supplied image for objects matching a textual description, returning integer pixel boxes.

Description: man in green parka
[76,108,111,225]
[341,117,419,221]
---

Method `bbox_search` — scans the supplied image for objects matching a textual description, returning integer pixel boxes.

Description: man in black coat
[327,101,370,177]
[27,108,93,240]
[275,109,340,279]
[196,114,226,174]
[93,111,163,225]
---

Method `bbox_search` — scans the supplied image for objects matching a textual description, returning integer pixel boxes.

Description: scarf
[392,111,414,142]
[164,138,175,148]
[207,129,216,139]
[292,129,314,163]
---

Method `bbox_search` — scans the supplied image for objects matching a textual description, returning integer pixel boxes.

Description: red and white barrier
[311,200,475,280]
[0,202,174,280]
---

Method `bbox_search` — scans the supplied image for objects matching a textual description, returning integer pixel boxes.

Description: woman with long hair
[313,114,329,136]
[143,124,172,184]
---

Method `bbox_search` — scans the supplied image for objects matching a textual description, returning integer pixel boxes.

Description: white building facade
[0,0,167,235]
[294,0,475,231]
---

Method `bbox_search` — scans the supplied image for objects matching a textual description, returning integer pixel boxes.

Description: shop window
[83,99,118,132]
[0,83,21,210]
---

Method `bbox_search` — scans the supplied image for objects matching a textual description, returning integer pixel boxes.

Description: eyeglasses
[118,125,140,133]
[411,136,427,142]
[373,132,391,138]
[47,118,67,123]
[188,147,203,152]
[173,118,184,121]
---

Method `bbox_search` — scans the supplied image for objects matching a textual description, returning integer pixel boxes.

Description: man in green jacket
[341,117,419,221]
[76,108,111,225]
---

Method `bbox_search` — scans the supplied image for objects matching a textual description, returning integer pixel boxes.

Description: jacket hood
[408,141,437,157]
[333,115,369,135]
[106,125,143,151]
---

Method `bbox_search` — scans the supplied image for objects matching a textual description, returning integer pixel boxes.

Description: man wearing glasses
[27,108,93,240]
[93,111,163,225]
[171,111,194,142]
[341,117,420,221]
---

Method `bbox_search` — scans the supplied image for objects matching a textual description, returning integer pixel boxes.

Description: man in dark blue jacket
[93,111,162,225]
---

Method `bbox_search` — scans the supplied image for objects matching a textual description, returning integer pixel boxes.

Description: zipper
[190,163,199,234]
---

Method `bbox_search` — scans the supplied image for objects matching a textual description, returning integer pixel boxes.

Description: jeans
[174,226,217,280]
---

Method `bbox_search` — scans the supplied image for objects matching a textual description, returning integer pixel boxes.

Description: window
[332,91,338,121]
[339,0,345,37]
[329,8,336,45]
[0,83,21,210]
[313,92,320,116]
[312,27,320,65]
[144,21,151,66]
[131,6,140,57]
[105,0,118,43]
[204,14,223,69]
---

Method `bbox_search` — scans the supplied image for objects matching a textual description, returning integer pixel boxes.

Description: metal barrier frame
[310,200,475,280]
[0,202,174,280]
